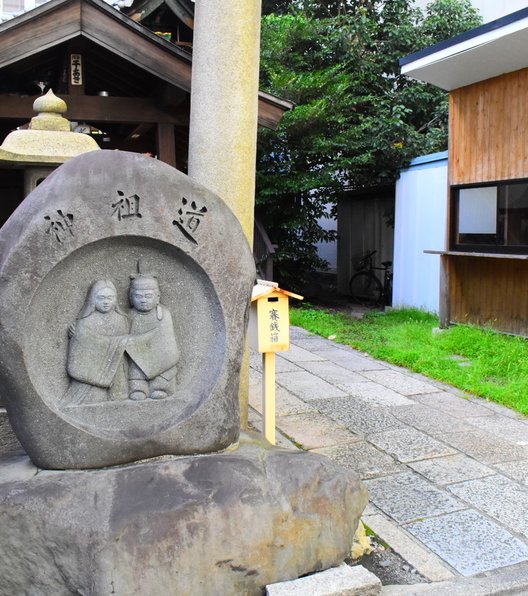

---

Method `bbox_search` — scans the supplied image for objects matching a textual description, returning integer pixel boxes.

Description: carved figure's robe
[63,311,129,406]
[126,305,179,380]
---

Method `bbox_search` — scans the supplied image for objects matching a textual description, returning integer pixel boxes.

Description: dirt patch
[348,535,428,586]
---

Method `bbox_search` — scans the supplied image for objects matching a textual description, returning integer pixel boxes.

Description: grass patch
[290,306,528,415]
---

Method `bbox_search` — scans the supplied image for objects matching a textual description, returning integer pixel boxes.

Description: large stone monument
[0,151,367,594]
[0,150,253,469]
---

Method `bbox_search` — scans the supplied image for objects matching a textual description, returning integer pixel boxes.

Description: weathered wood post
[188,0,262,427]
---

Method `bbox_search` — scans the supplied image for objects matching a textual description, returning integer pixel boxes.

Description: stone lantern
[0,89,100,197]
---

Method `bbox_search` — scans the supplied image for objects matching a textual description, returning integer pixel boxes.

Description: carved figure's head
[79,280,118,318]
[129,275,160,313]
[95,287,117,313]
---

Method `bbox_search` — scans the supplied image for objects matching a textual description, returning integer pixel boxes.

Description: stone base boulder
[0,432,367,596]
[0,409,22,457]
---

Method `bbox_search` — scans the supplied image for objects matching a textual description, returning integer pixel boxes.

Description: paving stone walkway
[249,326,528,584]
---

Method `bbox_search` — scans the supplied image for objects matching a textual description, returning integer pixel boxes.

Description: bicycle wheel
[349,271,383,306]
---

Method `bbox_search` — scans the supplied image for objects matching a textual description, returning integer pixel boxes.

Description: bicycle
[349,249,392,307]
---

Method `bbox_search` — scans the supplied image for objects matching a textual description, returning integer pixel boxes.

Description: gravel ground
[349,536,428,586]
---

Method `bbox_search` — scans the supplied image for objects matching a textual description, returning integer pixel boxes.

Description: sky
[413,0,528,23]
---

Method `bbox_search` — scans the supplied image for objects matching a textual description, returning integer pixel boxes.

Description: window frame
[450,178,528,255]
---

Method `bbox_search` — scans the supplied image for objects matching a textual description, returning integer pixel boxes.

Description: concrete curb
[381,560,528,595]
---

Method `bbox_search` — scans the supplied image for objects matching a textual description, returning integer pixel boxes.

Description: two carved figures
[62,272,179,407]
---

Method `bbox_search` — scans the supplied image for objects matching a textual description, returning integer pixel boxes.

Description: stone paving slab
[384,364,455,394]
[313,347,388,371]
[435,429,528,464]
[276,371,348,401]
[289,326,315,340]
[362,502,379,517]
[290,337,342,351]
[250,352,302,373]
[296,361,367,386]
[362,512,456,582]
[278,344,328,363]
[406,509,528,576]
[369,428,457,463]
[361,370,439,396]
[466,414,528,446]
[275,412,360,450]
[408,454,495,485]
[494,460,528,486]
[248,383,317,417]
[247,408,297,450]
[255,326,528,583]
[335,382,414,407]
[365,471,464,524]
[469,397,526,419]
[312,442,402,479]
[311,396,406,435]
[448,474,528,539]
[412,392,494,418]
[299,339,359,354]
[389,404,472,436]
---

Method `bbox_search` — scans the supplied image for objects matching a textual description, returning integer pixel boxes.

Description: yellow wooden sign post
[249,280,303,444]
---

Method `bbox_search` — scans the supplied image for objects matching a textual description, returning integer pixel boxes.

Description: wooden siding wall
[449,256,528,336]
[449,68,528,186]
[446,69,528,336]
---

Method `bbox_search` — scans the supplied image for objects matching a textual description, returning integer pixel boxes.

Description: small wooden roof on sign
[251,280,303,303]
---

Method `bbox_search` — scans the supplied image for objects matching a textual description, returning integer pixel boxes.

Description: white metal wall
[393,152,448,313]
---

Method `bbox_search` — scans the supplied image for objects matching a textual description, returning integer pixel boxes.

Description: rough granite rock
[0,432,368,596]
[0,150,255,469]
[0,410,22,456]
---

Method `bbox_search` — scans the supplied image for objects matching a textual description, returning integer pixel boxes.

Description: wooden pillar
[156,123,176,168]
[262,352,276,445]
[439,254,451,328]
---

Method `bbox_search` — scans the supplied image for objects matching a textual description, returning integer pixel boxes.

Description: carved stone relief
[0,150,255,469]
[61,271,180,408]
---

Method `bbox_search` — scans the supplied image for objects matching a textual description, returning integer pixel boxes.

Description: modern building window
[451,180,528,253]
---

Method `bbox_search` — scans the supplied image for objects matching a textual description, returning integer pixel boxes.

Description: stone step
[266,564,381,596]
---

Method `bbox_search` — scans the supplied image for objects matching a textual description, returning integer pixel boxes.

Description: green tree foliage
[256,0,482,289]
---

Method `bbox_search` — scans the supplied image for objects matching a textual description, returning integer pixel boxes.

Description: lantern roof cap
[0,89,99,166]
